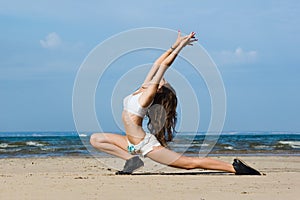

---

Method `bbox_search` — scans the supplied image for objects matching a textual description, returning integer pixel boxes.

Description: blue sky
[0,0,299,132]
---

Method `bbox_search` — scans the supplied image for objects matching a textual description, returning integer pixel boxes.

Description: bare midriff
[122,110,146,145]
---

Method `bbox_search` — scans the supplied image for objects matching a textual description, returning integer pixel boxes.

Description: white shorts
[127,133,161,157]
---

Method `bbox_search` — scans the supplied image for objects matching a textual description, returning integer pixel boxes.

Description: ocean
[0,131,299,158]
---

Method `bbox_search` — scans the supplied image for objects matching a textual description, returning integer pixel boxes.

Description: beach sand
[0,156,299,200]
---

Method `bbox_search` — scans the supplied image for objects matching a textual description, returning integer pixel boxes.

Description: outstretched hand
[179,31,198,47]
[173,30,198,48]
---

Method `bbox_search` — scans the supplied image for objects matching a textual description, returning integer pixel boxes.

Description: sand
[0,156,299,200]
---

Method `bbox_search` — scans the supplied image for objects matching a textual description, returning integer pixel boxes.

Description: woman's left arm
[139,32,197,107]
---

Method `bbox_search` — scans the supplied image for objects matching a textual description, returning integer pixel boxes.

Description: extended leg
[146,146,236,173]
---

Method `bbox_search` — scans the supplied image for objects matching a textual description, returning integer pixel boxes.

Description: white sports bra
[123,92,152,118]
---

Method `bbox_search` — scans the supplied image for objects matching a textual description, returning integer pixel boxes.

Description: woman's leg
[90,133,133,160]
[146,146,236,173]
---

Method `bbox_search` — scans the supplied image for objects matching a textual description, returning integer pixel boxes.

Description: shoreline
[0,156,299,199]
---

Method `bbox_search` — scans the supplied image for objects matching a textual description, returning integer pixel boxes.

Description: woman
[90,31,261,175]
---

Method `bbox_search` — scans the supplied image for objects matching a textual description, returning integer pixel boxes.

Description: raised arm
[143,30,193,85]
[150,32,197,85]
[139,32,197,107]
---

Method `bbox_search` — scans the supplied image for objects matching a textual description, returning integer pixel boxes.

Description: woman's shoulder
[132,86,147,95]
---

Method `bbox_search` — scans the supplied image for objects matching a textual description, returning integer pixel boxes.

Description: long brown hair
[146,85,177,147]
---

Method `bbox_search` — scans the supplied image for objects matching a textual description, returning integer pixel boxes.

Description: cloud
[215,47,258,65]
[40,32,62,49]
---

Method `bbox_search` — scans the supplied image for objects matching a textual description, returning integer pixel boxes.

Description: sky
[0,0,299,132]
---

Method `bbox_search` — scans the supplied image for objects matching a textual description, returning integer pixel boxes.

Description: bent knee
[90,133,106,146]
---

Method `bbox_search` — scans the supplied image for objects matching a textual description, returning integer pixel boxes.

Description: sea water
[0,131,299,158]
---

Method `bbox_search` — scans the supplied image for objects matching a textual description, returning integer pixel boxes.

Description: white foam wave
[41,147,54,151]
[201,143,210,147]
[0,143,19,148]
[224,146,234,150]
[0,148,22,152]
[254,145,269,149]
[79,134,87,137]
[0,143,8,148]
[26,141,44,147]
[279,141,300,148]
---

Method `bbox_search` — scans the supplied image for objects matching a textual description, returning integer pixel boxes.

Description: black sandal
[116,156,144,175]
[233,158,262,175]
